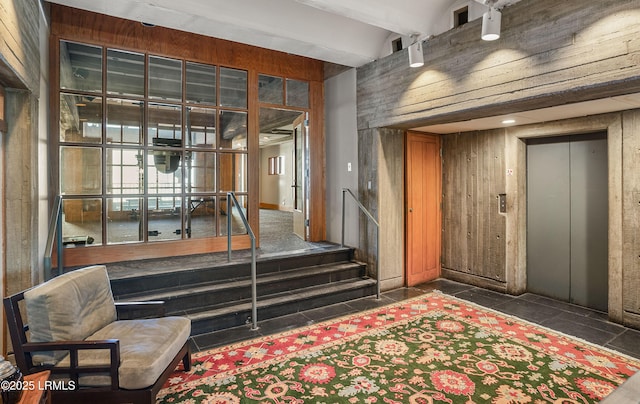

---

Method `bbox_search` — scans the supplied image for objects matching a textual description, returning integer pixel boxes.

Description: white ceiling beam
[292,0,431,36]
[47,0,390,66]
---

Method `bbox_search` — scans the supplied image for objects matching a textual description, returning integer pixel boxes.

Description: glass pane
[149,56,182,101]
[219,153,247,192]
[62,198,102,246]
[219,110,247,150]
[258,74,283,104]
[187,107,216,148]
[186,196,216,238]
[147,150,183,194]
[186,152,215,193]
[60,146,102,195]
[186,62,216,105]
[219,194,247,236]
[107,49,144,97]
[286,79,309,108]
[59,94,103,144]
[219,67,247,108]
[106,148,143,194]
[106,99,143,145]
[107,197,142,244]
[147,197,182,241]
[148,103,182,146]
[60,41,102,93]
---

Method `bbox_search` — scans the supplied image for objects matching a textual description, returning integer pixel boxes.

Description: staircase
[108,246,377,337]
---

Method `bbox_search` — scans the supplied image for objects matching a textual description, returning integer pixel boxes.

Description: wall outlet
[347,162,352,172]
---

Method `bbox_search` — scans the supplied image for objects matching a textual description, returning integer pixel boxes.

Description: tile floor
[189,278,640,402]
[191,278,640,359]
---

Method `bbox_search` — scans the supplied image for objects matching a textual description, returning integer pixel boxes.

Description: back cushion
[24,265,117,364]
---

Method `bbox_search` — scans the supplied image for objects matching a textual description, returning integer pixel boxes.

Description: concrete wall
[325,69,359,246]
[0,0,47,354]
[355,0,640,327]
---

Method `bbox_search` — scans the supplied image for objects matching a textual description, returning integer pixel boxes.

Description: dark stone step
[116,261,366,313]
[185,278,377,335]
[109,246,354,297]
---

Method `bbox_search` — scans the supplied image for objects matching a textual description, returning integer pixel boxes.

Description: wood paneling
[49,4,326,264]
[60,235,251,268]
[441,130,506,283]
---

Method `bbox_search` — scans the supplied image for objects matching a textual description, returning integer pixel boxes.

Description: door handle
[409,208,413,212]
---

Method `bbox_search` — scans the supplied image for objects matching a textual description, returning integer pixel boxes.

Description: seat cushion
[24,265,117,364]
[57,316,191,390]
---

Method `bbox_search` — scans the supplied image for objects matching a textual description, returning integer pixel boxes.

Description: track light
[408,39,424,68]
[481,1,501,41]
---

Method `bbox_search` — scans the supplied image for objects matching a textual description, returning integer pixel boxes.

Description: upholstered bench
[4,265,191,404]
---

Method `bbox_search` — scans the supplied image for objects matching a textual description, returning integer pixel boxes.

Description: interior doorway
[258,107,311,253]
[526,133,608,311]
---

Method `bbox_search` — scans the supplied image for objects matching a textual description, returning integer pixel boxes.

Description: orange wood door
[406,132,441,286]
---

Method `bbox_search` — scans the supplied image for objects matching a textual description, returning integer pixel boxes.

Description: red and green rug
[158,292,639,403]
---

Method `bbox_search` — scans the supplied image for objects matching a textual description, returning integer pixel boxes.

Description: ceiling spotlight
[481,1,502,41]
[408,38,424,68]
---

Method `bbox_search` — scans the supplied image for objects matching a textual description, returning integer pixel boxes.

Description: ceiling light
[408,40,424,68]
[502,119,516,124]
[481,1,501,41]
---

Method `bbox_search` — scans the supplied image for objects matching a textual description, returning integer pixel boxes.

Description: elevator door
[527,134,608,312]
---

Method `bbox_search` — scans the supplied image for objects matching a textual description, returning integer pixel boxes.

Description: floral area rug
[158,292,640,403]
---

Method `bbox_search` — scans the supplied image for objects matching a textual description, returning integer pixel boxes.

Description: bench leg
[182,347,192,372]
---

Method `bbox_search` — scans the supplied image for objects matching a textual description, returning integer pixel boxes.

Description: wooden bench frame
[4,292,191,404]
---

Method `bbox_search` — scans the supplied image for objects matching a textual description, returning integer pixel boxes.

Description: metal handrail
[44,195,64,280]
[341,188,381,300]
[226,192,258,330]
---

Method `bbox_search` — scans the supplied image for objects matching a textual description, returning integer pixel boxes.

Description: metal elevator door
[526,133,608,312]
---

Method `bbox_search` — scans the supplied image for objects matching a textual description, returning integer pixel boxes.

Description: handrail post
[341,189,346,247]
[341,188,381,300]
[227,196,232,262]
[226,192,258,330]
[56,210,63,277]
[44,195,64,280]
[376,226,380,300]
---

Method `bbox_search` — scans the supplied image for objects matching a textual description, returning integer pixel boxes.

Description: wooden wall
[49,5,326,266]
[441,130,506,290]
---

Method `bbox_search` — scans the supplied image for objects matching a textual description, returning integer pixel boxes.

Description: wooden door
[406,132,441,286]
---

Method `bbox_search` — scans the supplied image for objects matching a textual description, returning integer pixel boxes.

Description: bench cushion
[24,265,117,364]
[57,316,191,390]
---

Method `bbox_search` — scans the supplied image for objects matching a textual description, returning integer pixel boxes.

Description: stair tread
[183,278,376,321]
[115,261,365,301]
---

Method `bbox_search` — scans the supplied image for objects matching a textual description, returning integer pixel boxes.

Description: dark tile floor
[190,278,640,361]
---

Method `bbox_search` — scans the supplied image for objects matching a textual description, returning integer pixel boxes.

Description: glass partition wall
[58,41,251,247]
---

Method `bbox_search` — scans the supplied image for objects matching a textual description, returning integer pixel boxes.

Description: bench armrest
[115,301,166,319]
[23,339,120,389]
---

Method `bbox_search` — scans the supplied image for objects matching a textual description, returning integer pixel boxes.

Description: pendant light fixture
[408,35,424,68]
[481,0,501,41]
